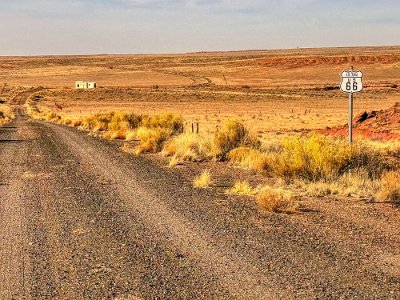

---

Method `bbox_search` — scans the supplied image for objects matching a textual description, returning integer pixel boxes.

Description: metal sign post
[340,66,363,144]
[348,92,353,144]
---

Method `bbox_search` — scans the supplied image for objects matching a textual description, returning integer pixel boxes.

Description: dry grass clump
[163,133,213,162]
[303,168,378,199]
[193,170,212,188]
[121,142,136,155]
[256,186,298,213]
[125,130,137,141]
[212,119,260,160]
[226,181,257,196]
[25,100,185,154]
[163,119,257,163]
[141,113,184,132]
[376,171,400,206]
[135,127,172,155]
[265,135,379,181]
[228,147,268,173]
[0,104,15,125]
[168,156,183,167]
[77,111,135,139]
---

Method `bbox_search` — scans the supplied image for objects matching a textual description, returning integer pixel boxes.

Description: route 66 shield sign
[340,70,363,93]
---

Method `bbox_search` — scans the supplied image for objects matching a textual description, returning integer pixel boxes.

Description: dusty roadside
[0,92,399,299]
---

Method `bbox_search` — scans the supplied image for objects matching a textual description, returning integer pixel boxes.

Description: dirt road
[1,94,400,299]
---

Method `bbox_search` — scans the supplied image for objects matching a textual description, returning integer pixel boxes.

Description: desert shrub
[141,112,183,133]
[60,117,73,125]
[76,112,139,132]
[45,111,61,122]
[226,181,257,196]
[125,130,137,141]
[0,104,15,125]
[126,113,143,129]
[376,171,400,206]
[163,133,212,161]
[108,111,130,131]
[103,129,128,140]
[71,118,83,127]
[303,168,378,199]
[228,147,268,173]
[135,127,172,155]
[193,170,212,188]
[168,156,182,167]
[120,142,136,155]
[256,186,298,213]
[265,134,378,181]
[212,119,259,160]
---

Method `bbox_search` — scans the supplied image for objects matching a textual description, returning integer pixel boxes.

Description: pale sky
[0,0,399,55]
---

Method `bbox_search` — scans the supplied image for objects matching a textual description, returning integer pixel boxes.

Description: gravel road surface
[0,92,399,299]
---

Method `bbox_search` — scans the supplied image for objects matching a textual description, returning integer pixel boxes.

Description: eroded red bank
[319,102,400,141]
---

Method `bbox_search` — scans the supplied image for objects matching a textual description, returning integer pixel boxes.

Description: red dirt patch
[258,55,400,69]
[319,102,400,141]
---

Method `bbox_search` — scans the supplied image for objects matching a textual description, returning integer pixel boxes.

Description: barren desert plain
[1,46,400,299]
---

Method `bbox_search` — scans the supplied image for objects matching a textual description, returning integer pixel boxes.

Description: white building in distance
[75,81,97,89]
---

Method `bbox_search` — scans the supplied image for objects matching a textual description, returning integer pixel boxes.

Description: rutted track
[0,93,399,299]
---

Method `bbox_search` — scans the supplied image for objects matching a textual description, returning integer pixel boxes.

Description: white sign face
[340,70,363,93]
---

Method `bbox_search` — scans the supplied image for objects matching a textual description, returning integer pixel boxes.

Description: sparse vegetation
[163,133,212,162]
[27,93,400,208]
[135,127,172,155]
[228,147,268,173]
[0,104,15,125]
[226,181,257,196]
[212,119,259,160]
[265,135,374,181]
[376,171,400,206]
[256,186,298,213]
[300,168,378,199]
[26,96,184,155]
[193,170,212,188]
[21,49,400,212]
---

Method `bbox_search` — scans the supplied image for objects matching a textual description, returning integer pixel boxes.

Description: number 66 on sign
[340,69,363,93]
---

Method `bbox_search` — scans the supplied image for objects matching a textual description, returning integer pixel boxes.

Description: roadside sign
[340,66,364,144]
[340,69,363,93]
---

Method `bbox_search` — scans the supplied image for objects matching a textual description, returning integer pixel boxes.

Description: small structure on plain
[75,81,97,89]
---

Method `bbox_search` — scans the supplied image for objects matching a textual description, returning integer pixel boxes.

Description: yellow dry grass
[376,171,400,206]
[0,104,15,125]
[163,133,212,162]
[228,147,268,173]
[226,181,257,196]
[256,186,298,213]
[193,170,212,188]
